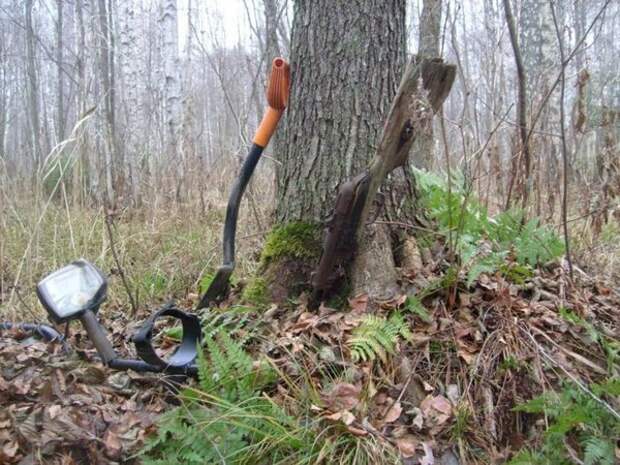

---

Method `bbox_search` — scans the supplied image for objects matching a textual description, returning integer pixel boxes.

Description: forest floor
[1,193,619,464]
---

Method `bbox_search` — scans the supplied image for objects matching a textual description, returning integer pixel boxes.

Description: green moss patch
[260,222,322,266]
[242,277,269,308]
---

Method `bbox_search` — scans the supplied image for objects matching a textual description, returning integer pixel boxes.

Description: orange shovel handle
[253,58,290,147]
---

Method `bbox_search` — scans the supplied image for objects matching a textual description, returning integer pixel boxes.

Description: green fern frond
[507,449,544,465]
[583,437,615,465]
[388,312,414,342]
[348,313,412,363]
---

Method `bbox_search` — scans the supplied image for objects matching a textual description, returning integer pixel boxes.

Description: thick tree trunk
[265,0,407,304]
[263,0,438,305]
[275,0,407,223]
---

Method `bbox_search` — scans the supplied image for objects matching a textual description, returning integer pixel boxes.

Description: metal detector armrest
[132,305,202,372]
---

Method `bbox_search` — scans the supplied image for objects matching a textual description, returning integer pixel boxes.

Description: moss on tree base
[242,222,322,307]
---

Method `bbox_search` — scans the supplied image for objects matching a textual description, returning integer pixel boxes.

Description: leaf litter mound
[1,258,619,464]
[0,316,179,464]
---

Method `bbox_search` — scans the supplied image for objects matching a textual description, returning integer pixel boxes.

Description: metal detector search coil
[37,259,107,323]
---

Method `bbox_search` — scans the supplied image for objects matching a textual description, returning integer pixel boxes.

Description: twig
[104,213,138,316]
[563,439,586,465]
[549,0,573,280]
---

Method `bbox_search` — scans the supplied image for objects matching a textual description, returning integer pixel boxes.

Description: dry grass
[0,155,276,322]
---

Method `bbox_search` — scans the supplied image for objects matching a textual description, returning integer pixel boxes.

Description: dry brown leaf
[1,441,18,458]
[457,349,476,365]
[322,383,361,411]
[348,293,368,313]
[324,411,342,421]
[103,427,123,460]
[289,312,319,334]
[420,395,452,429]
[346,425,368,436]
[383,401,403,423]
[395,434,418,458]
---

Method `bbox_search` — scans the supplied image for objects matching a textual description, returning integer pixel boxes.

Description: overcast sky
[177,0,259,50]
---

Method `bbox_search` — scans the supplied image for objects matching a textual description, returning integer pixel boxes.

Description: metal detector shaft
[196,58,290,310]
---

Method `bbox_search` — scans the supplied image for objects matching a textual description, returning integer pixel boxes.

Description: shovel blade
[196,265,233,310]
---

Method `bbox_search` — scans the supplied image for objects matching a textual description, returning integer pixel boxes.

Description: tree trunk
[25,0,41,170]
[262,0,410,304]
[160,0,183,200]
[120,0,142,205]
[275,0,406,222]
[96,0,116,207]
[55,0,65,143]
[412,0,442,170]
[0,32,7,159]
[502,0,530,211]
[72,0,89,206]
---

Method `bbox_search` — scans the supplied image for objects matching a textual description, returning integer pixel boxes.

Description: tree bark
[267,0,407,302]
[96,0,117,207]
[25,0,42,170]
[275,0,407,222]
[412,0,443,170]
[55,0,65,142]
[160,0,183,200]
[350,57,456,300]
[502,0,530,211]
[120,0,142,206]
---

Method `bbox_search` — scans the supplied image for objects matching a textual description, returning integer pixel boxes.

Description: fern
[508,449,545,465]
[510,381,619,465]
[583,437,615,465]
[413,168,564,287]
[199,329,274,402]
[348,313,412,363]
[559,308,619,373]
[142,331,304,465]
[403,296,432,322]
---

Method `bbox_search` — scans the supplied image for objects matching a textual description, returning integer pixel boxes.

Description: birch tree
[160,0,183,199]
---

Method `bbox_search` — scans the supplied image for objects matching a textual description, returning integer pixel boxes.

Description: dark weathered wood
[310,56,455,302]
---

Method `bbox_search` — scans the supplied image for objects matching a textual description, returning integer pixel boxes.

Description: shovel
[196,57,290,310]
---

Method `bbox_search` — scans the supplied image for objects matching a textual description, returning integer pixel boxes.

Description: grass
[0,196,265,321]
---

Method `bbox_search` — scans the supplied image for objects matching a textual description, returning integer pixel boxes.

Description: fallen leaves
[0,331,169,464]
[322,382,361,412]
[382,401,403,424]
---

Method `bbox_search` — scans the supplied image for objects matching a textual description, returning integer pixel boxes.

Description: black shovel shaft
[223,143,264,266]
[196,144,264,310]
